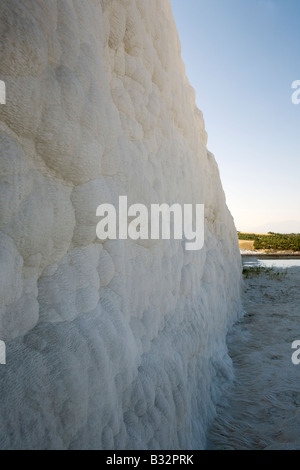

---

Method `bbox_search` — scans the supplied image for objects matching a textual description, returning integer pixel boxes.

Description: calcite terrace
[0,0,242,449]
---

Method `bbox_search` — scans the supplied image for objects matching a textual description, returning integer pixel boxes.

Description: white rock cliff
[0,0,242,449]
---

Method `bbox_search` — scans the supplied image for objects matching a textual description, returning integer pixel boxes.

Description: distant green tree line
[238,232,300,252]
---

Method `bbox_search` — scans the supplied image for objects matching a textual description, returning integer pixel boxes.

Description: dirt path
[207,265,300,450]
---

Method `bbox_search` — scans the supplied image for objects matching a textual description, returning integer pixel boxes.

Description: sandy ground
[207,263,300,450]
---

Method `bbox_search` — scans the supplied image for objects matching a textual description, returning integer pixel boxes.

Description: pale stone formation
[0,0,242,449]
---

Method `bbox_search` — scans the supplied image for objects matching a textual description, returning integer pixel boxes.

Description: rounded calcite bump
[48,181,75,267]
[56,0,80,70]
[0,133,32,227]
[101,143,123,176]
[114,46,126,77]
[0,1,48,77]
[55,65,85,122]
[0,232,23,314]
[38,260,77,323]
[71,178,112,247]
[124,6,143,57]
[75,285,99,314]
[0,132,29,177]
[106,1,127,50]
[111,77,135,119]
[98,249,115,287]
[0,77,43,138]
[2,294,39,341]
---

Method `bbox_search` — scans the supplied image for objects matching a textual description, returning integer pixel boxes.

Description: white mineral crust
[0,0,242,449]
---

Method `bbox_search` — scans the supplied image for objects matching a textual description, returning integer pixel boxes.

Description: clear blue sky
[170,0,300,233]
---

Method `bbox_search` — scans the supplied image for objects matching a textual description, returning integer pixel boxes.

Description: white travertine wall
[0,0,242,449]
